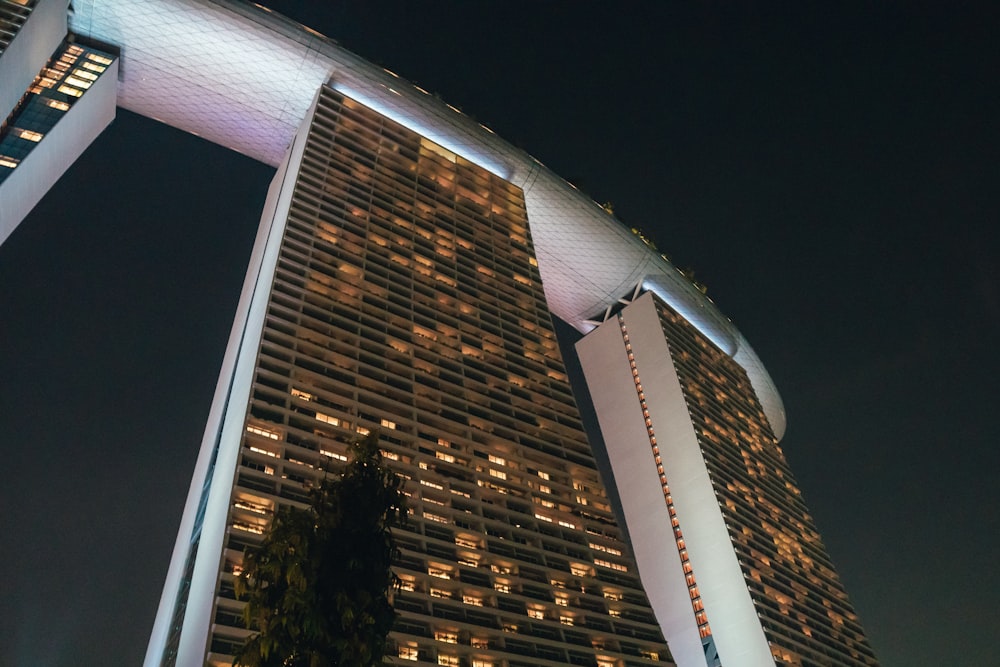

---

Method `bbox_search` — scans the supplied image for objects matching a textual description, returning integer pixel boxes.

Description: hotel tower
[1,2,879,667]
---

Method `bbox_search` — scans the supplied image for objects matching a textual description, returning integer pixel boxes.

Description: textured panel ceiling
[71,0,327,164]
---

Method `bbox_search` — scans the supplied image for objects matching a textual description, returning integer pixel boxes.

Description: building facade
[2,2,880,667]
[149,86,673,667]
[578,293,879,667]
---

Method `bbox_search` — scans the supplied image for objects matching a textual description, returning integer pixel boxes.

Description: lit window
[595,559,628,572]
[248,445,278,458]
[246,424,280,440]
[438,655,460,666]
[64,75,93,89]
[320,448,347,461]
[71,68,98,81]
[234,500,269,515]
[527,608,544,619]
[538,471,550,481]
[463,594,484,606]
[608,608,621,617]
[232,522,264,535]
[493,582,510,593]
[428,567,452,580]
[413,324,436,340]
[434,630,458,644]
[472,660,494,667]
[291,388,314,401]
[14,129,43,142]
[86,53,113,65]
[434,272,457,287]
[399,579,416,592]
[398,645,418,661]
[57,85,82,97]
[589,543,623,556]
[436,451,456,463]
[380,418,396,430]
[470,637,488,649]
[430,587,450,599]
[356,426,370,435]
[488,454,506,466]
[489,469,506,480]
[559,614,575,626]
[0,156,20,169]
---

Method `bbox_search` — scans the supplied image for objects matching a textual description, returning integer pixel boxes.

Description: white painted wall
[144,86,321,667]
[576,307,706,667]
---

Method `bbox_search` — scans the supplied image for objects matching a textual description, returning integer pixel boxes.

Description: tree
[234,432,408,667]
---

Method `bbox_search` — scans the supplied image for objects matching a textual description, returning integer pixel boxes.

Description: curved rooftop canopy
[69,0,786,438]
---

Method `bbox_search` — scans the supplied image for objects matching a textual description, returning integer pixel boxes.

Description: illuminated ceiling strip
[642,279,736,357]
[331,83,511,180]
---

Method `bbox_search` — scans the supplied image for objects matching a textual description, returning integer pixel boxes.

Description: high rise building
[578,293,879,667]
[3,2,879,667]
[149,84,673,667]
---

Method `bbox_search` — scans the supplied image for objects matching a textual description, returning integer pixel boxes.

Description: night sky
[1,3,997,666]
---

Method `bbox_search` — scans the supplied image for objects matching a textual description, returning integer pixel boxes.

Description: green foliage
[234,432,408,667]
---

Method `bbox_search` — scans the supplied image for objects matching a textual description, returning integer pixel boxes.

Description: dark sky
[1,3,997,666]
